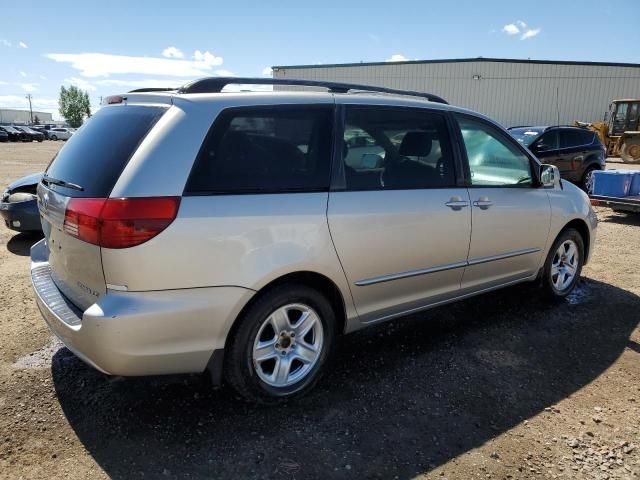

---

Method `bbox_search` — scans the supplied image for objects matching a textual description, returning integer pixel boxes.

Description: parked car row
[0,125,74,142]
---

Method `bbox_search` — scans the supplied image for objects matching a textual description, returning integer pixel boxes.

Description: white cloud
[192,50,223,65]
[386,54,409,62]
[18,41,28,49]
[19,71,27,77]
[20,83,39,92]
[521,28,541,40]
[0,95,58,111]
[502,20,541,40]
[262,66,273,76]
[39,75,47,80]
[94,72,234,92]
[96,78,189,89]
[161,46,184,58]
[0,80,8,85]
[502,23,520,35]
[0,39,11,47]
[64,77,97,91]
[45,50,225,78]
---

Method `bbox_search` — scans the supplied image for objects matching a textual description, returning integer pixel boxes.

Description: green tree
[58,86,91,128]
[83,91,91,118]
[33,115,41,125]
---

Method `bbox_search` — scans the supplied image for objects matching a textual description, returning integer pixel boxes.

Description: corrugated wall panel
[274,61,640,127]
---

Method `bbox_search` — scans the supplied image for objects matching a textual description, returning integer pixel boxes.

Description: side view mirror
[540,164,561,189]
[603,111,609,122]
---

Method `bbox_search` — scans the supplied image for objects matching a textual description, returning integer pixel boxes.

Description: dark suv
[509,126,606,193]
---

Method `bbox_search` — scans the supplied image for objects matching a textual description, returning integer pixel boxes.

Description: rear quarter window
[185,106,333,194]
[580,130,596,145]
[45,105,166,198]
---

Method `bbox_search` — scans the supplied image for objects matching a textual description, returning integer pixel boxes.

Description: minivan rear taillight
[63,197,180,248]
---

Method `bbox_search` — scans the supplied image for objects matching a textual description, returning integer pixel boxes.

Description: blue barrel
[630,172,640,196]
[592,170,632,197]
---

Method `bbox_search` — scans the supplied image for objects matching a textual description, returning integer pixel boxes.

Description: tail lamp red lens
[63,197,180,248]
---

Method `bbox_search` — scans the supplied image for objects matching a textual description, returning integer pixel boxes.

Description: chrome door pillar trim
[354,247,541,286]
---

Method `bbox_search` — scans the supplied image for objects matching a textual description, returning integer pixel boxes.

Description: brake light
[590,199,600,206]
[105,95,124,104]
[63,197,180,248]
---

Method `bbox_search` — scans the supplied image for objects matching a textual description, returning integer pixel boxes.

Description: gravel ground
[0,142,639,480]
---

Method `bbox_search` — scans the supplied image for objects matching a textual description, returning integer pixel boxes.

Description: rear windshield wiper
[42,175,84,191]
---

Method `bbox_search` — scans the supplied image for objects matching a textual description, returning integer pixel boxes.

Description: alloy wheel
[584,169,595,194]
[550,240,579,291]
[252,303,324,388]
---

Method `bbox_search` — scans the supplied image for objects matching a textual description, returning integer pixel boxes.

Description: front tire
[51,135,58,141]
[620,138,640,163]
[542,228,584,299]
[224,284,336,404]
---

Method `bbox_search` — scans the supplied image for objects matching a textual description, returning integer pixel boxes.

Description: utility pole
[25,94,33,124]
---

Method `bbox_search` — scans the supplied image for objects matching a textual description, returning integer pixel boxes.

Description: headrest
[399,131,433,157]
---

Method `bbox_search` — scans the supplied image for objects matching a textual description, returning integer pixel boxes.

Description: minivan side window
[457,115,532,187]
[342,107,455,191]
[186,106,333,194]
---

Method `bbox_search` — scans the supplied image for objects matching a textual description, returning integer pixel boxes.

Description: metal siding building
[0,109,53,125]
[272,58,640,128]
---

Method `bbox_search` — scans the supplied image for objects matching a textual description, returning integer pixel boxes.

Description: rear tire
[224,283,336,404]
[581,166,598,194]
[542,228,584,299]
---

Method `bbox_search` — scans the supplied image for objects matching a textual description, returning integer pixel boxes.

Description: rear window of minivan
[44,105,166,198]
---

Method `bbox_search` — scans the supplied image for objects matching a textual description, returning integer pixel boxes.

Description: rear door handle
[445,197,469,211]
[473,197,493,209]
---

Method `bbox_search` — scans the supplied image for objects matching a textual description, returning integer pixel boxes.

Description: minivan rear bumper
[30,239,254,377]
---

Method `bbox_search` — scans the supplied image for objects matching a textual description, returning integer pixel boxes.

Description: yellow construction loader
[575,99,640,163]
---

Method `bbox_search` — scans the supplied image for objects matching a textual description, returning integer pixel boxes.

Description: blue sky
[1,0,638,120]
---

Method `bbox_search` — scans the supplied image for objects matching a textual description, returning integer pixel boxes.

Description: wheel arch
[224,270,348,351]
[582,154,604,170]
[563,218,591,263]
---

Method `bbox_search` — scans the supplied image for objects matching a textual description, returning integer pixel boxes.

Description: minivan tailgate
[37,184,106,310]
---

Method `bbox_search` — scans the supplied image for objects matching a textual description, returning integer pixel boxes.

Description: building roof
[273,57,640,71]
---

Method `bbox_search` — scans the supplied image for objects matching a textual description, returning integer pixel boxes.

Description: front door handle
[445,196,469,211]
[473,196,493,210]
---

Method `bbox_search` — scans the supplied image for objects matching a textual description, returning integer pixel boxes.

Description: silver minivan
[31,78,597,403]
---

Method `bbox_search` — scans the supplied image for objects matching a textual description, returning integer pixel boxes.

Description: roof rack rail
[128,87,177,93]
[177,77,448,104]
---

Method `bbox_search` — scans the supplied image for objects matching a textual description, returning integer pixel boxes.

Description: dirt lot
[0,142,638,480]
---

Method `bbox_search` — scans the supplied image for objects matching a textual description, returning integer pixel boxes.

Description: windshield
[509,127,544,147]
[2,126,19,133]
